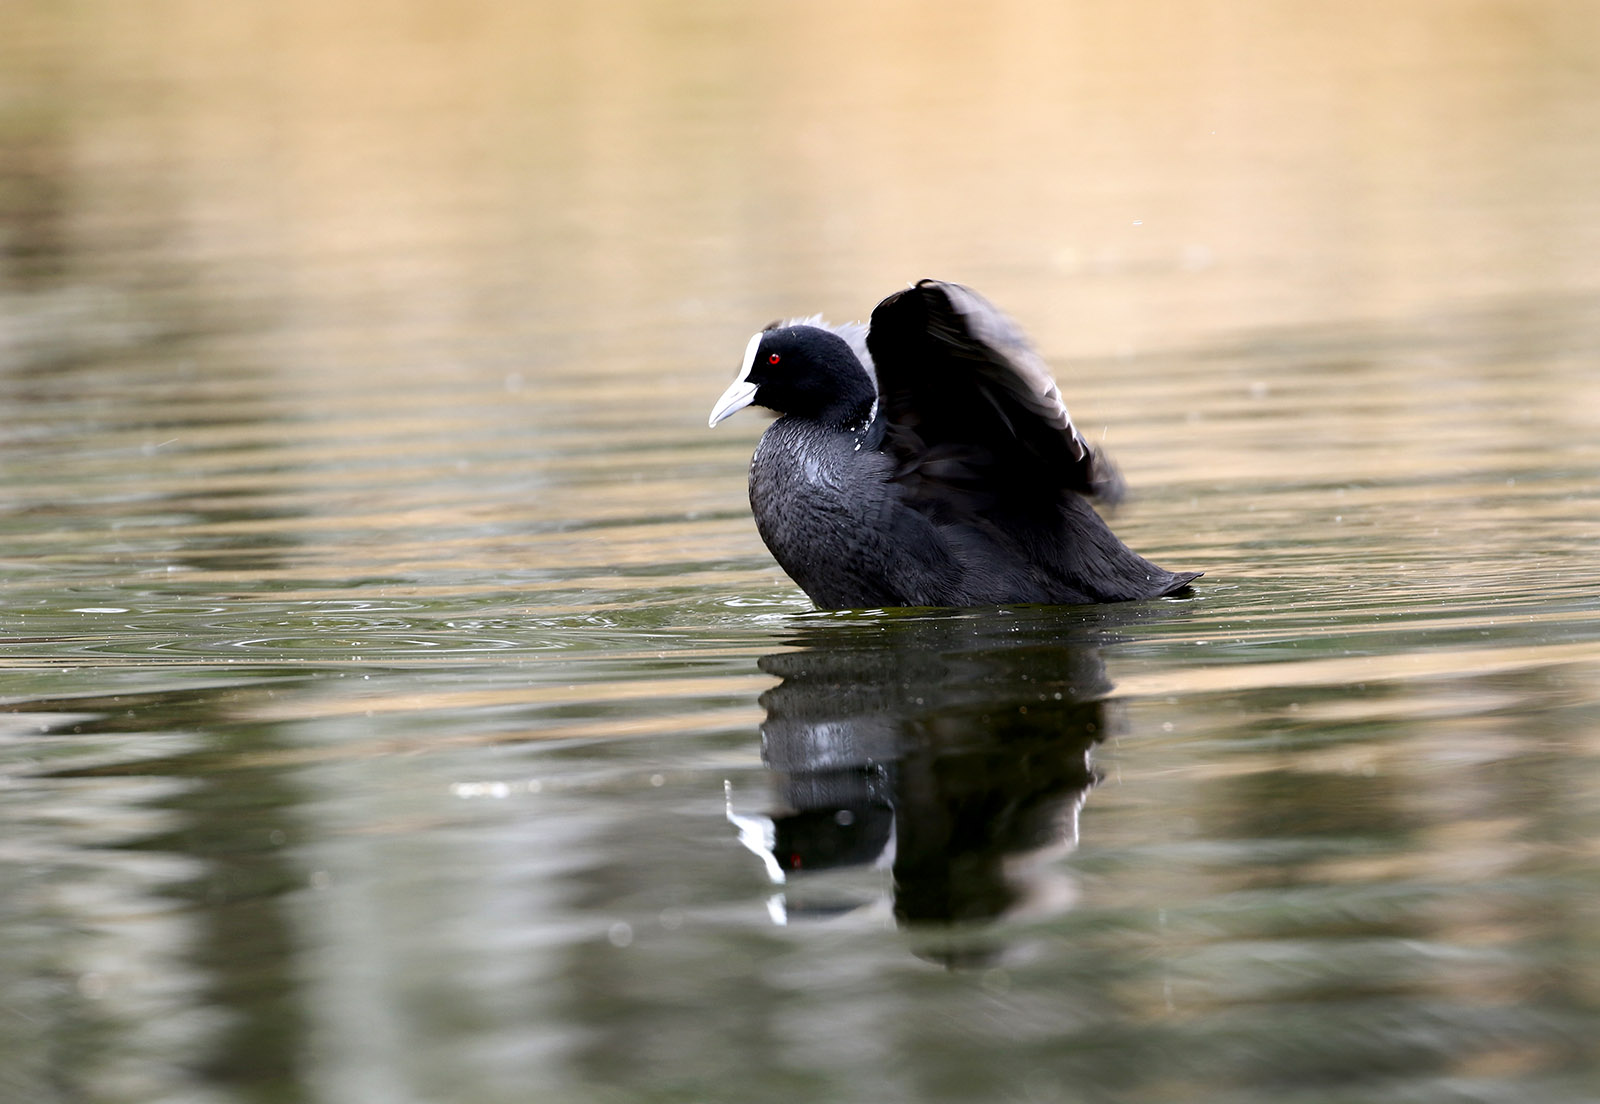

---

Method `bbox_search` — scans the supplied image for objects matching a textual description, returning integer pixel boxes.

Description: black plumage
[708,279,1199,609]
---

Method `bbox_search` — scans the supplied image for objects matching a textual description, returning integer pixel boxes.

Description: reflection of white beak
[725,780,785,884]
[708,332,764,427]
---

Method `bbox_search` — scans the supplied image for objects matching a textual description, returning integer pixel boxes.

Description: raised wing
[865,280,1122,509]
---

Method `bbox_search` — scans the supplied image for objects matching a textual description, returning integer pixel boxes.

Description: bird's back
[936,493,1197,605]
[750,416,1196,610]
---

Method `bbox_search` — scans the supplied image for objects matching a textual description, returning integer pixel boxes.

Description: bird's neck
[816,373,878,432]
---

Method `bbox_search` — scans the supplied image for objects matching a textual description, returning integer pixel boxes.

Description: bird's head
[708,324,876,430]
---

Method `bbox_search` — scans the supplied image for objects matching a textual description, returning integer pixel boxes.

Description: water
[4,2,1600,1102]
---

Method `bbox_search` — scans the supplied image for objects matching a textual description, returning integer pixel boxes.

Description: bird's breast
[747,419,885,589]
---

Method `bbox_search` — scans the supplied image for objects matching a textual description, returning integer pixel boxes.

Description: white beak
[708,332,764,428]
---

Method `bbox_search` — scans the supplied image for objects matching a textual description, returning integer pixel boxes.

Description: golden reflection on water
[3,0,1598,737]
[8,0,1600,349]
[3,0,1600,834]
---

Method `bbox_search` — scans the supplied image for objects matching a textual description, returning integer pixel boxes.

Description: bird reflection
[729,609,1135,953]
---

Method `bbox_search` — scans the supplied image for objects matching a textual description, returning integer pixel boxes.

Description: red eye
[768,353,781,364]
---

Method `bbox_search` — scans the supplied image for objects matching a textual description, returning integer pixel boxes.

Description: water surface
[3,3,1600,1102]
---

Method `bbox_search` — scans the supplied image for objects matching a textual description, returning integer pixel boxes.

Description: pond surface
[4,2,1600,1102]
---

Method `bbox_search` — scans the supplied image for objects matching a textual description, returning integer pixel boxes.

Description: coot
[709,279,1199,609]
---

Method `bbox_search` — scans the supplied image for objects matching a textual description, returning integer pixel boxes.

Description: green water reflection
[8,616,1598,1102]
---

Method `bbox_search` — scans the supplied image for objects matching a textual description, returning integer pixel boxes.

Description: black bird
[709,279,1199,609]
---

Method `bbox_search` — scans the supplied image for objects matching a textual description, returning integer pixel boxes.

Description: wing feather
[866,280,1120,507]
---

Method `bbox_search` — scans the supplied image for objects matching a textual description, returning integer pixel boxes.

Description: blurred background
[3,2,1599,1103]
